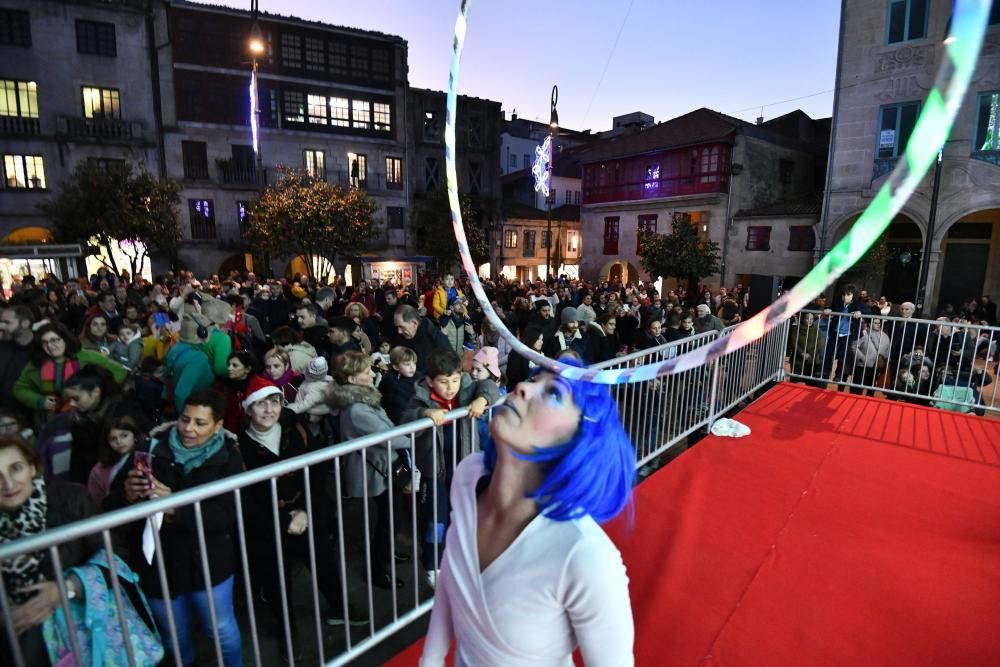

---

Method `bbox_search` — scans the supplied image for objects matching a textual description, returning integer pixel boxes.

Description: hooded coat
[327,383,410,498]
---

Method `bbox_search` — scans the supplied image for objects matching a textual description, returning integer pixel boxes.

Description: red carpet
[388,384,1000,665]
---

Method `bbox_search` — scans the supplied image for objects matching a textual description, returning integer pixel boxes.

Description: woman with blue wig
[419,361,636,666]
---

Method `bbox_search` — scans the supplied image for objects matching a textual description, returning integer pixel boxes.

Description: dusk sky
[217,0,842,131]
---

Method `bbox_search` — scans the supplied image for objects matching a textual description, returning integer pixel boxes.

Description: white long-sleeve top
[419,453,634,667]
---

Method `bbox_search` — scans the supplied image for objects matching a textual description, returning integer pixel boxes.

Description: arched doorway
[218,253,253,279]
[935,209,998,312]
[287,255,336,283]
[830,213,924,301]
[599,260,643,285]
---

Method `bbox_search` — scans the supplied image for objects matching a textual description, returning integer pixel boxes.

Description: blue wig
[481,361,636,523]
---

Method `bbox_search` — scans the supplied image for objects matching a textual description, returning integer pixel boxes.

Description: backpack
[41,551,164,667]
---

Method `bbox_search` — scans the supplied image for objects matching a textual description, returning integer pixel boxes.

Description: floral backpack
[41,551,164,667]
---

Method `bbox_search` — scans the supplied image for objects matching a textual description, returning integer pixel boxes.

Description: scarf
[272,368,297,387]
[0,476,47,603]
[247,423,282,456]
[165,427,226,475]
[39,358,81,389]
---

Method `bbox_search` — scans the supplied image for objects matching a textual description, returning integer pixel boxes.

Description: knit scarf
[165,427,226,475]
[247,423,282,456]
[0,476,47,604]
[39,358,81,390]
[272,368,297,388]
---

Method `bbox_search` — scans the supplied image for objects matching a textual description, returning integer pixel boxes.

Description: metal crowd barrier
[0,326,792,667]
[786,310,998,415]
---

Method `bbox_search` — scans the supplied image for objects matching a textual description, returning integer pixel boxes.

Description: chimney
[511,109,518,121]
[756,116,764,125]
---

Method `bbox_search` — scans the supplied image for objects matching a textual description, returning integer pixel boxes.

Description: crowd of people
[0,264,996,665]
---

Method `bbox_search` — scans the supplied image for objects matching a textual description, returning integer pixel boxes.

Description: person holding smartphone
[105,390,245,667]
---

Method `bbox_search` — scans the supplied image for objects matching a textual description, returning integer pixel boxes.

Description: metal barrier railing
[786,310,998,415]
[0,325,792,667]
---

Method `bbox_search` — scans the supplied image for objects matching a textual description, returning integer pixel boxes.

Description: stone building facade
[0,0,161,287]
[154,0,410,280]
[577,108,828,290]
[820,0,1000,310]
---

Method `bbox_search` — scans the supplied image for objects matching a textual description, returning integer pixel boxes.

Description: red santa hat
[242,375,283,411]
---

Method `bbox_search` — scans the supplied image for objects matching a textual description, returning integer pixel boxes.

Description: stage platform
[388,383,1000,665]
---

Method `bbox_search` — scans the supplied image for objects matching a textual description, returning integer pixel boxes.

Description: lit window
[351,99,370,129]
[504,229,518,249]
[304,149,326,180]
[974,91,999,152]
[0,80,38,118]
[3,154,45,189]
[330,97,349,127]
[348,153,367,188]
[82,87,120,119]
[373,102,391,132]
[307,94,328,124]
[567,230,579,253]
[386,157,403,189]
[746,226,771,251]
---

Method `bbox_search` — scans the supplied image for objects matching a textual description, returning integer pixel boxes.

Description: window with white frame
[82,86,120,119]
[386,156,402,189]
[0,80,37,118]
[3,154,45,189]
[504,229,518,249]
[351,99,370,129]
[330,97,349,127]
[304,149,326,180]
[373,102,391,132]
[307,95,328,124]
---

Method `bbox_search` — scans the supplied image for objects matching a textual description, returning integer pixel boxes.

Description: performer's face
[492,372,581,453]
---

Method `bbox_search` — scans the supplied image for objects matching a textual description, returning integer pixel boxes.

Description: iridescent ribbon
[445,0,991,384]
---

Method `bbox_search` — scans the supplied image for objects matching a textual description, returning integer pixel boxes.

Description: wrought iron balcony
[56,116,144,141]
[0,116,40,136]
[216,160,263,188]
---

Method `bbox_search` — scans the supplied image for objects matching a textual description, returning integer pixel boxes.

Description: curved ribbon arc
[446,0,991,384]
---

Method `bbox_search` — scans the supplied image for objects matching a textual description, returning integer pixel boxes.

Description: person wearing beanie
[545,306,588,359]
[288,355,334,428]
[236,375,368,651]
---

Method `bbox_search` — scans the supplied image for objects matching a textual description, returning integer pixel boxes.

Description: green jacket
[14,349,129,429]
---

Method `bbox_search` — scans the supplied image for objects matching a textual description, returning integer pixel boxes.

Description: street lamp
[546,85,558,282]
[248,3,264,192]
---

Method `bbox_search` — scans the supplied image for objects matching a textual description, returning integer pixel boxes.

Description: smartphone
[133,451,153,488]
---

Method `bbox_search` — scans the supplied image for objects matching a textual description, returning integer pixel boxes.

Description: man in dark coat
[0,305,35,422]
[392,304,450,371]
